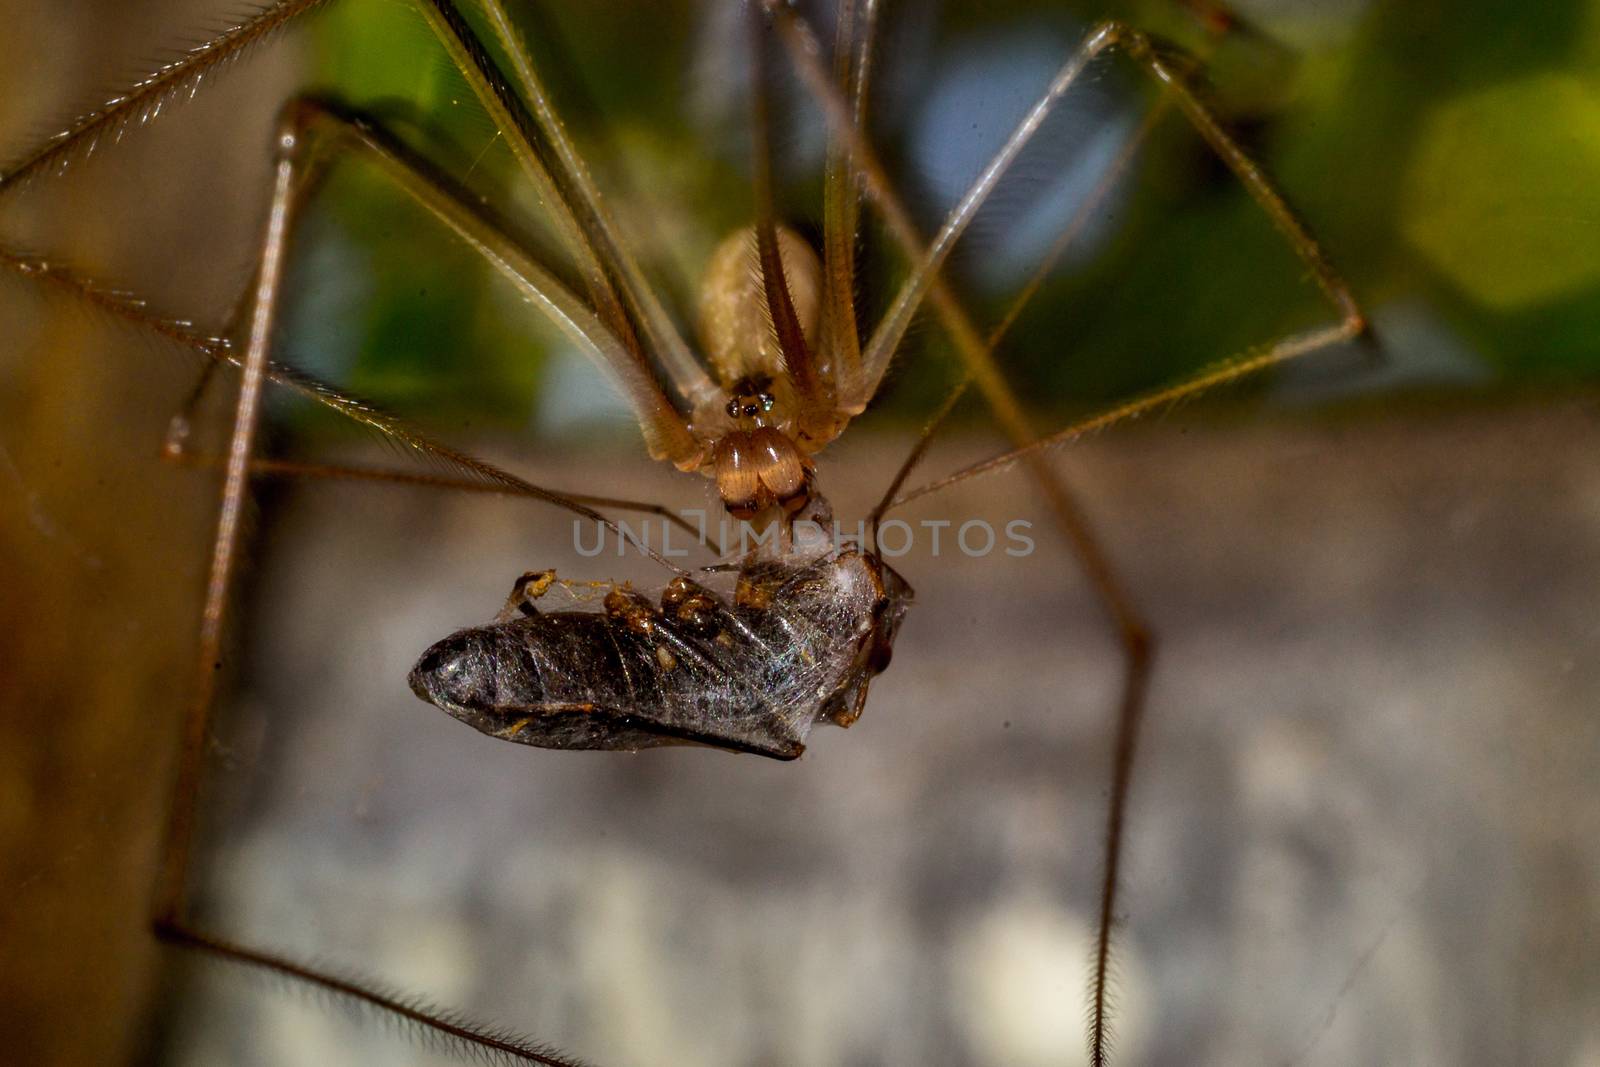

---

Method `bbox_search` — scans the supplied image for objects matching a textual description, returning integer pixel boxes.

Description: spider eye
[725,398,742,418]
[759,393,775,411]
[743,403,760,418]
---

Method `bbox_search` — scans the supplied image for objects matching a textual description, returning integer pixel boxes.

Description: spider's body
[695,225,829,519]
[0,1,1367,1062]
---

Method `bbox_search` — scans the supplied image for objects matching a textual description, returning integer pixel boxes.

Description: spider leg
[1,243,690,550]
[0,0,331,192]
[773,17,1150,1064]
[747,4,836,442]
[296,95,703,468]
[776,10,1365,433]
[816,0,878,406]
[869,91,1171,532]
[470,0,719,413]
[139,98,659,1067]
[775,8,1367,1064]
[165,453,714,553]
[890,323,1365,509]
[1,0,710,469]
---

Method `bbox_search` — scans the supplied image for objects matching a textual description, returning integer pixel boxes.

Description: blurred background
[0,1,1596,1064]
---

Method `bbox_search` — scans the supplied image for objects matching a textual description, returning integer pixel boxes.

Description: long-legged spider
[0,1,1377,1062]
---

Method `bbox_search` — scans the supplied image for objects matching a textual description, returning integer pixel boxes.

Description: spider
[0,0,1373,1063]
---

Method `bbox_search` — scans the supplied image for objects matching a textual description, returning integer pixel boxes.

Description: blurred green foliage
[1404,73,1600,311]
[288,0,1600,439]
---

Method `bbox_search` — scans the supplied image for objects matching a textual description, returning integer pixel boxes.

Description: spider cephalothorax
[696,224,830,519]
